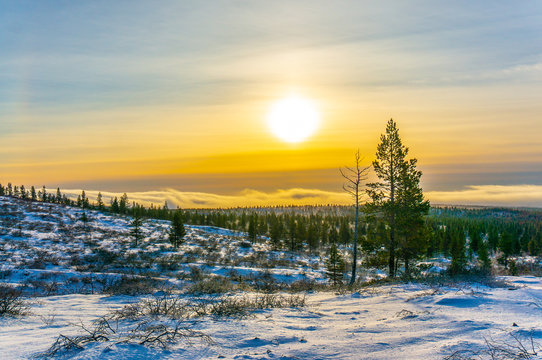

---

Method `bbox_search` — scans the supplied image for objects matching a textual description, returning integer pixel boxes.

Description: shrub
[0,285,29,316]
[187,277,237,295]
[103,276,164,295]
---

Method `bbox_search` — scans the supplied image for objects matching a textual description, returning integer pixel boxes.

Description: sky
[1,1,542,208]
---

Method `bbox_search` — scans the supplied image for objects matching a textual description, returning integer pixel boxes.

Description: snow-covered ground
[1,196,542,359]
[1,277,542,359]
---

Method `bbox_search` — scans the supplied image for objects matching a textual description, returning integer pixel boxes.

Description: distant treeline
[1,182,541,269]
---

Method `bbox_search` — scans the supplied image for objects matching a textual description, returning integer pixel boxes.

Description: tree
[119,193,129,214]
[169,210,186,249]
[248,214,257,242]
[269,214,283,249]
[326,242,346,285]
[288,215,297,251]
[367,119,427,277]
[80,211,91,240]
[20,185,27,200]
[40,186,47,202]
[477,240,491,273]
[96,192,105,211]
[111,197,119,213]
[30,186,37,202]
[395,158,430,277]
[340,150,370,284]
[55,188,62,203]
[130,208,143,247]
[449,229,467,275]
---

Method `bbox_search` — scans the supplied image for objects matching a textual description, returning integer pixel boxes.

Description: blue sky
[1,1,542,207]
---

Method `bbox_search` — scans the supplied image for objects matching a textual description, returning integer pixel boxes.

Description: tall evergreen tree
[40,185,47,202]
[55,188,62,203]
[169,210,186,249]
[449,230,467,275]
[20,185,27,200]
[248,214,257,242]
[96,192,105,210]
[119,193,129,214]
[477,240,491,273]
[130,207,144,247]
[367,119,427,277]
[326,243,346,285]
[396,157,430,276]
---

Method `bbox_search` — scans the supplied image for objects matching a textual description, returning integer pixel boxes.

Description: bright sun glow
[267,95,320,143]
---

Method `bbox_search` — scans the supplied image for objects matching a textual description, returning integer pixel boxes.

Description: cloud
[61,184,542,209]
[61,188,351,209]
[426,185,542,208]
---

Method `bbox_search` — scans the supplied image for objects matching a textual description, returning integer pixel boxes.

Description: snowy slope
[1,196,542,359]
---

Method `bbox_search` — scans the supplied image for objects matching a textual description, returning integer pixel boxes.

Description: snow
[1,278,541,359]
[1,196,542,359]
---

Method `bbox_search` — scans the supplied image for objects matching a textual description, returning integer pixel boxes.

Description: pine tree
[119,193,129,214]
[111,197,120,213]
[40,186,47,202]
[477,240,491,273]
[30,186,37,201]
[248,214,257,242]
[449,230,467,275]
[130,208,143,247]
[169,210,186,249]
[326,243,346,285]
[20,185,27,200]
[288,215,297,251]
[55,188,62,203]
[269,214,283,249]
[367,119,427,277]
[96,192,105,210]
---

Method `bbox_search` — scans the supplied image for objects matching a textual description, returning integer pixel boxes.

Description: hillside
[1,196,542,359]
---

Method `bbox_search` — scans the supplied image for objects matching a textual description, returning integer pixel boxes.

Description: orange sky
[2,2,542,207]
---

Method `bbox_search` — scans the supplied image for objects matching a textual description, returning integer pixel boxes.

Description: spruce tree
[396,157,430,276]
[326,243,346,285]
[119,193,129,214]
[367,119,427,277]
[20,185,27,200]
[449,230,467,275]
[130,208,143,247]
[169,210,186,249]
[55,188,62,203]
[96,192,105,210]
[248,214,257,242]
[477,240,491,273]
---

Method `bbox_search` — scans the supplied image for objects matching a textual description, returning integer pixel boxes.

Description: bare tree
[340,150,370,285]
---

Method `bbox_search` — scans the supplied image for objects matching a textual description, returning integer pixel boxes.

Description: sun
[266,95,320,143]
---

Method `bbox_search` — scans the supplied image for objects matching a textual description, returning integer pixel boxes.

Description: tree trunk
[350,193,360,285]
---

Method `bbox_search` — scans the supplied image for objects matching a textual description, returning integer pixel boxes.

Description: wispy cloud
[61,188,351,209]
[426,185,542,208]
[61,184,542,209]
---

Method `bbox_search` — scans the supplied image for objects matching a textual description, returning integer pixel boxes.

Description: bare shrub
[42,316,212,358]
[103,275,165,295]
[0,284,29,316]
[187,277,237,295]
[445,331,540,360]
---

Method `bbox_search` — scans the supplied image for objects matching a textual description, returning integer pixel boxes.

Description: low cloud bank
[61,184,542,209]
[61,188,351,209]
[426,184,542,208]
